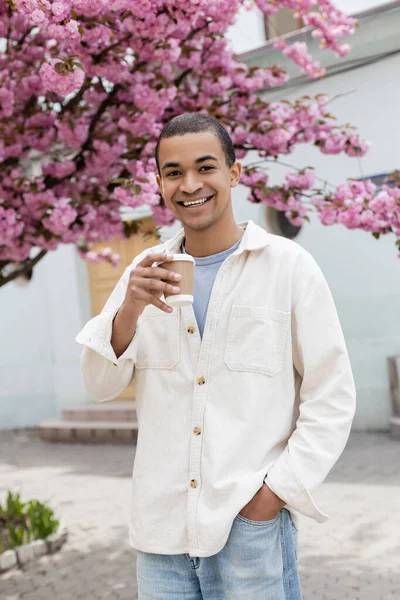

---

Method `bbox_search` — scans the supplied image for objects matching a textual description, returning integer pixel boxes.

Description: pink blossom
[241,170,267,187]
[151,204,176,228]
[39,59,85,96]
[3,0,397,279]
[318,206,337,226]
[30,9,46,24]
[100,247,112,259]
[43,199,78,235]
[52,2,69,19]
[42,161,76,179]
[285,169,315,190]
[110,253,120,266]
[85,250,100,263]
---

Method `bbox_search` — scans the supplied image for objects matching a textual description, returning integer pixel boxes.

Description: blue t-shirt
[181,237,242,338]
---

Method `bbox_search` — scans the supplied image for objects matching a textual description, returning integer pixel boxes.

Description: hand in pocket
[239,483,285,522]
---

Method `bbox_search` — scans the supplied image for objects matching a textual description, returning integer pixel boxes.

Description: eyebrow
[161,155,218,172]
[195,154,218,164]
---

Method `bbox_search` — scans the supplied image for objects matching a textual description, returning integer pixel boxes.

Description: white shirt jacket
[76,220,356,557]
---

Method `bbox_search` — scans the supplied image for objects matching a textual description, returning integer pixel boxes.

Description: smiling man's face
[156,131,241,233]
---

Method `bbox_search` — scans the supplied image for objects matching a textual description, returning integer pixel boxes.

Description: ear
[156,174,163,195]
[230,161,242,188]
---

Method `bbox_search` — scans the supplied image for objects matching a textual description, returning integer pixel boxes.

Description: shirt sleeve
[264,267,356,522]
[75,262,140,403]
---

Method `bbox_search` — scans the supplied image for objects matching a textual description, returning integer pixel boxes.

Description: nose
[179,172,204,195]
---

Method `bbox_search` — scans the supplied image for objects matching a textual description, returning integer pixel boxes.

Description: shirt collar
[165,220,272,256]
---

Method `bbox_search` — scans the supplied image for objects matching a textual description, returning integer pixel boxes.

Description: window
[265,206,302,240]
[264,8,303,41]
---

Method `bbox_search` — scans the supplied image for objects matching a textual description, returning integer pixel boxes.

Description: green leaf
[111,178,128,186]
[54,62,68,76]
[1,491,60,553]
[6,491,25,518]
[123,220,139,238]
[372,232,380,240]
[26,500,59,540]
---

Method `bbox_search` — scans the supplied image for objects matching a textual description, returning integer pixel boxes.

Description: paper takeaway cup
[158,254,195,307]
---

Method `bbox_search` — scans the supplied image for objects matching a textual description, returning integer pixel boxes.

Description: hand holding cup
[111,252,194,358]
[122,252,182,316]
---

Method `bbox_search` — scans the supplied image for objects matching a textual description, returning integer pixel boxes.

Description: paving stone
[0,549,18,572]
[0,430,399,600]
[15,544,35,566]
[30,540,47,559]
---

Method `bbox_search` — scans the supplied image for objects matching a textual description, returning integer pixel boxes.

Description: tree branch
[44,83,122,187]
[174,68,191,87]
[0,250,47,288]
[61,77,91,115]
[92,33,132,64]
[172,23,211,88]
[74,83,122,169]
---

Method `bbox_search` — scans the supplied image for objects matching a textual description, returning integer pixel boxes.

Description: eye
[200,165,215,172]
[166,170,180,177]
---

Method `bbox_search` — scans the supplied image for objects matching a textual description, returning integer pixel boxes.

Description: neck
[182,210,244,258]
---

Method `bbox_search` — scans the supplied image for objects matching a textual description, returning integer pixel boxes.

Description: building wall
[333,0,391,14]
[225,4,266,54]
[2,9,398,430]
[0,245,92,428]
[232,51,400,430]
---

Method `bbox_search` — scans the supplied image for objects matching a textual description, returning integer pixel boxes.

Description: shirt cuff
[264,453,329,523]
[114,325,140,364]
[76,306,140,366]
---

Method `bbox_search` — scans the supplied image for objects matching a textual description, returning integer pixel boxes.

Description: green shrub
[0,491,59,554]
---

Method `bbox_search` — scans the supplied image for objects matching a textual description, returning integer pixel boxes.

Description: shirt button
[197,377,206,385]
[187,325,196,334]
[190,479,198,488]
[193,427,202,436]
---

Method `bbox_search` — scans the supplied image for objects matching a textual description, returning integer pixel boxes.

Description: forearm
[265,268,356,521]
[111,302,140,359]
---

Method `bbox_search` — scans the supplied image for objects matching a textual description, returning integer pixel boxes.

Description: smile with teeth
[179,195,214,208]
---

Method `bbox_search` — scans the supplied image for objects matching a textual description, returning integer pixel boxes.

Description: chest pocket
[224,305,289,377]
[136,307,180,369]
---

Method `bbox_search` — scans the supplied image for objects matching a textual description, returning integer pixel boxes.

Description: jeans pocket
[236,510,281,527]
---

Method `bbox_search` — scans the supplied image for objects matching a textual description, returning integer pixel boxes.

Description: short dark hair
[155,113,236,172]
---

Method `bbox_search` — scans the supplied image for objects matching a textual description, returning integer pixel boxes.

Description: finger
[139,252,174,267]
[148,294,174,313]
[138,266,181,282]
[134,277,180,296]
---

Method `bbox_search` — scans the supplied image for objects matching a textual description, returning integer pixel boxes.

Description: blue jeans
[136,508,302,599]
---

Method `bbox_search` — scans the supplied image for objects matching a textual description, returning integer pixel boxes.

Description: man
[76,113,356,599]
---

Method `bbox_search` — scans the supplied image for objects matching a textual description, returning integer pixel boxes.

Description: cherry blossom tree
[1,0,398,287]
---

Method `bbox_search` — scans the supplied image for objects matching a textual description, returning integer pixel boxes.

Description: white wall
[0,246,92,428]
[231,52,400,430]
[225,0,389,56]
[333,0,392,14]
[226,4,266,53]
